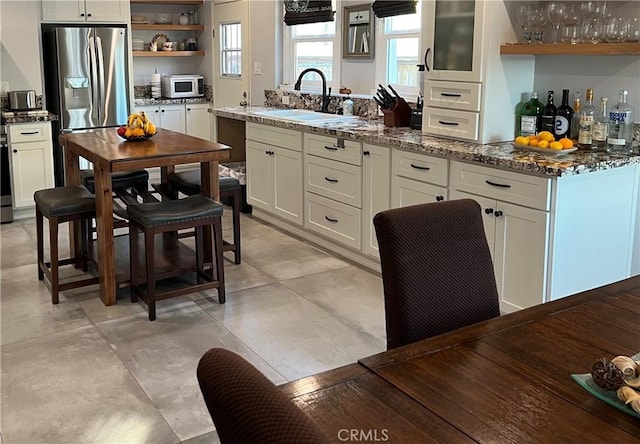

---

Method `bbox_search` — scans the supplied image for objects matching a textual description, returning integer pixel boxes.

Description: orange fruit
[537,131,555,142]
[515,136,528,145]
[559,138,574,149]
[549,141,563,150]
[537,140,550,149]
[529,139,540,147]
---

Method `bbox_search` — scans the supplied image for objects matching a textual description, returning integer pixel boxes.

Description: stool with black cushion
[169,170,241,264]
[128,195,225,321]
[34,186,99,304]
[80,169,150,195]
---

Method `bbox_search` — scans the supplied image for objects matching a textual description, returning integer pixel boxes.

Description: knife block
[382,99,412,128]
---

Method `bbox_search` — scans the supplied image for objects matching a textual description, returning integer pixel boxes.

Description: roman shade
[371,1,417,18]
[284,0,334,26]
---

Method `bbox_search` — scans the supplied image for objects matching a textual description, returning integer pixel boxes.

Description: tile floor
[0,210,386,443]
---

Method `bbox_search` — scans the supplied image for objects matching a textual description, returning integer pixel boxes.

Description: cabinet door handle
[485,180,511,189]
[438,120,459,126]
[154,109,159,113]
[484,207,494,214]
[440,92,462,97]
[87,13,92,17]
[187,108,191,112]
[424,47,431,72]
[80,13,85,17]
[410,163,430,171]
[19,131,39,135]
[363,150,370,156]
[324,144,339,151]
[494,210,503,218]
[324,177,338,183]
[161,109,165,113]
[324,216,339,223]
[436,195,444,202]
[13,149,17,153]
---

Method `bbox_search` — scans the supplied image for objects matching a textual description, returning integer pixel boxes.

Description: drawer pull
[324,216,339,223]
[438,120,459,126]
[324,177,339,183]
[484,207,494,214]
[436,195,444,202]
[410,163,430,171]
[440,93,462,97]
[494,210,503,218]
[324,144,339,151]
[19,131,39,135]
[485,180,511,189]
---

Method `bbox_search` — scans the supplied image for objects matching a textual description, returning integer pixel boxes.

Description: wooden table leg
[64,147,82,265]
[93,164,116,305]
[200,161,220,263]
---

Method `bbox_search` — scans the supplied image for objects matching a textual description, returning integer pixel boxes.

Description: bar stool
[128,195,225,321]
[34,185,99,304]
[80,169,150,195]
[168,170,242,264]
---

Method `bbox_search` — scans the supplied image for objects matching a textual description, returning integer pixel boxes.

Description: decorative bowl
[117,130,155,142]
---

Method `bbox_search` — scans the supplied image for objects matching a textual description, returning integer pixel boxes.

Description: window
[376,4,421,100]
[283,2,340,92]
[220,22,242,77]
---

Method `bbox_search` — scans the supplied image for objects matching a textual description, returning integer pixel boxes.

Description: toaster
[8,90,36,111]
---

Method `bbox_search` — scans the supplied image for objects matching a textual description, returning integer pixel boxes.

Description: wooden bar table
[284,276,640,442]
[60,128,230,306]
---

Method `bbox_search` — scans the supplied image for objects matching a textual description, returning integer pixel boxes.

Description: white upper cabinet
[42,0,128,23]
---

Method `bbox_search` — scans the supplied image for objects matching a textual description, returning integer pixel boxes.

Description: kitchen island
[213,106,640,313]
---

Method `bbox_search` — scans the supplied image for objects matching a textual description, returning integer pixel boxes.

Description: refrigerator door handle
[95,35,107,126]
[88,34,100,125]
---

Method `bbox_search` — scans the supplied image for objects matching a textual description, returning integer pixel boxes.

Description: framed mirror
[343,4,375,59]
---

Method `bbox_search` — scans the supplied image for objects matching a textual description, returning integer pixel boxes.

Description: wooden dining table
[281,276,640,442]
[60,128,230,306]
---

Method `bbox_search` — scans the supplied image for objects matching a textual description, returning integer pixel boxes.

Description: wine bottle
[540,90,556,134]
[520,92,542,137]
[592,97,609,152]
[607,90,635,154]
[515,92,530,137]
[571,91,581,140]
[554,89,573,139]
[578,88,596,148]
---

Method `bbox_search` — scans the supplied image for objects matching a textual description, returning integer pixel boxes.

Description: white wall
[249,0,280,106]
[0,0,44,94]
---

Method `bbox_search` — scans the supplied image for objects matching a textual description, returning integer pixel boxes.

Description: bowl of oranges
[513,131,576,155]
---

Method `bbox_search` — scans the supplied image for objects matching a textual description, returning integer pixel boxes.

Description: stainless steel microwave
[161,75,204,98]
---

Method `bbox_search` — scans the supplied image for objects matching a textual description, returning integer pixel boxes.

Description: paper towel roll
[151,73,161,84]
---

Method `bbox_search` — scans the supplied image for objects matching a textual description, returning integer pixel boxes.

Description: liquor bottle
[520,92,542,137]
[540,90,556,134]
[592,97,609,151]
[515,92,530,137]
[607,90,635,154]
[554,89,573,139]
[571,91,581,140]
[578,88,596,148]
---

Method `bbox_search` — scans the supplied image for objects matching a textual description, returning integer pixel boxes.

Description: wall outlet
[253,61,262,75]
[281,95,290,105]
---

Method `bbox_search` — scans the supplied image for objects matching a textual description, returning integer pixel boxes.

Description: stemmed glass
[561,3,581,44]
[531,7,548,43]
[516,4,533,44]
[547,2,567,44]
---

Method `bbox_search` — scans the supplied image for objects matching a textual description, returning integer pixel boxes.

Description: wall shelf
[500,42,640,55]
[131,0,203,4]
[132,24,204,31]
[133,50,204,57]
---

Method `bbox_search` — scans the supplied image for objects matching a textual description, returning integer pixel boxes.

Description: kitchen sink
[253,109,358,122]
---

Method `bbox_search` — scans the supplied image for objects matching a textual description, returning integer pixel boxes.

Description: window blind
[284,0,334,26]
[371,1,417,18]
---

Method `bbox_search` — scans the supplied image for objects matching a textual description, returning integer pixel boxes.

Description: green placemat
[571,352,640,419]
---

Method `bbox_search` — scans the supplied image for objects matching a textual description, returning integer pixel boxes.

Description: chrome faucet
[293,68,332,113]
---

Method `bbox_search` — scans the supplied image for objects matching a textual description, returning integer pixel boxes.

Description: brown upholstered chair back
[373,199,500,350]
[197,348,330,444]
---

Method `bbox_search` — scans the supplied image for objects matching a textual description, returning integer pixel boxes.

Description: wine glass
[580,17,604,43]
[516,4,533,44]
[531,7,548,43]
[605,16,629,42]
[561,3,581,44]
[547,2,567,44]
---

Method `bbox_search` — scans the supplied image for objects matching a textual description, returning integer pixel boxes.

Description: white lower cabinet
[7,122,55,209]
[449,189,550,313]
[135,104,186,134]
[246,124,303,225]
[391,149,448,208]
[186,103,212,141]
[362,144,390,258]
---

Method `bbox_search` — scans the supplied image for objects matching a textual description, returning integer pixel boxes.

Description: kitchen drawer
[247,123,302,152]
[306,192,361,250]
[424,80,482,112]
[8,122,51,144]
[305,155,362,208]
[422,108,479,142]
[450,161,551,211]
[304,133,362,166]
[392,149,448,187]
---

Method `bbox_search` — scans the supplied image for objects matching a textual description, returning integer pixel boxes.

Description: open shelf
[132,24,204,31]
[133,50,204,57]
[131,0,203,4]
[500,42,640,55]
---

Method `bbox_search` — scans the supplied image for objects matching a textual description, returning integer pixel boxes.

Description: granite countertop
[213,106,640,177]
[2,110,58,125]
[134,97,211,106]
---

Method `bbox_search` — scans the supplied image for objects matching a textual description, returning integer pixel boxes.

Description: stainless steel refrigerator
[42,24,130,185]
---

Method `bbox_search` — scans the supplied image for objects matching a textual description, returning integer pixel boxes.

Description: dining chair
[197,348,330,444]
[373,199,501,350]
